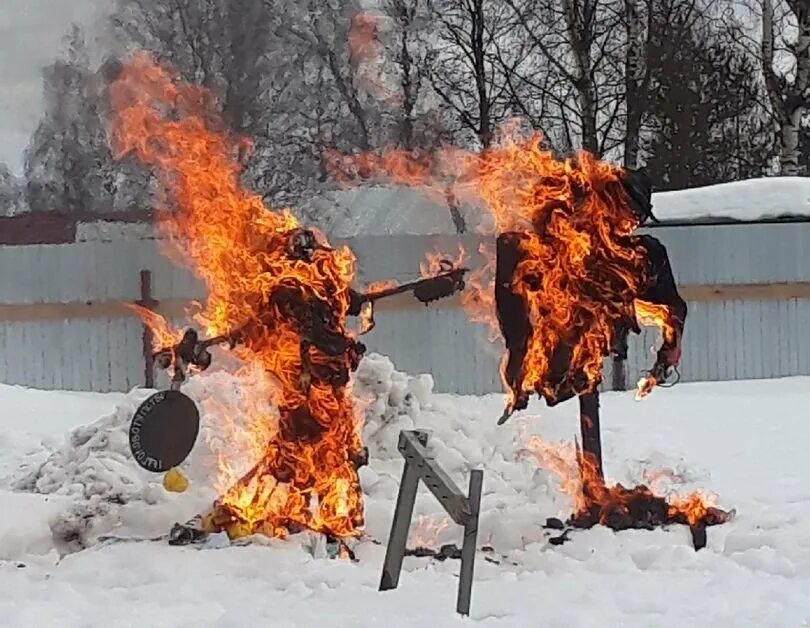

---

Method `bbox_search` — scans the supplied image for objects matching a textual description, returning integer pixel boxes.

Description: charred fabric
[114,54,729,556]
[154,229,467,547]
[494,168,730,549]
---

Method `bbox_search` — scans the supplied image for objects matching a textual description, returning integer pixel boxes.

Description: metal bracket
[379,430,484,616]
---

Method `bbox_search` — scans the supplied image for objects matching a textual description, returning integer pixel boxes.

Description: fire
[668,492,713,526]
[110,54,365,540]
[522,433,726,533]
[348,12,399,106]
[330,130,721,541]
[420,245,466,278]
[521,434,586,511]
[328,137,650,410]
[409,514,451,549]
[634,299,678,399]
[127,304,182,352]
[635,374,658,400]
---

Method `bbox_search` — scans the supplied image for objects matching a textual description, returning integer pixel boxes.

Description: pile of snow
[11,385,210,555]
[12,353,550,554]
[9,352,709,560]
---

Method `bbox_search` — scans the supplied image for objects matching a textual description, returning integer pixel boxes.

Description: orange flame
[635,374,658,400]
[328,137,647,405]
[419,244,465,278]
[521,434,587,511]
[522,433,722,530]
[668,491,715,526]
[348,12,399,105]
[633,298,678,400]
[409,514,451,549]
[126,303,182,351]
[110,54,365,540]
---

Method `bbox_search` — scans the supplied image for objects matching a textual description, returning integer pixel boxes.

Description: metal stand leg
[379,460,421,591]
[579,391,604,483]
[378,430,484,616]
[457,469,483,616]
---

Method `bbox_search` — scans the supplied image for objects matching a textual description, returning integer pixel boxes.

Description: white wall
[1,226,809,393]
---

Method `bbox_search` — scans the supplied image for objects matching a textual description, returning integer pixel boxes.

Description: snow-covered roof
[317,186,463,238]
[321,177,810,238]
[651,177,810,224]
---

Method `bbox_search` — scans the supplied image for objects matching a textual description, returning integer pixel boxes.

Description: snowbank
[8,352,716,562]
[11,353,525,554]
[0,385,127,481]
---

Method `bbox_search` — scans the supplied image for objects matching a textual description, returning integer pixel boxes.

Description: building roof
[319,177,810,237]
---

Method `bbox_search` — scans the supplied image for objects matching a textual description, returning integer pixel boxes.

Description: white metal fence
[1,224,809,393]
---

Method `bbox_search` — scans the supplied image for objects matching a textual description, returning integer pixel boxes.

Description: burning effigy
[108,55,466,547]
[108,48,730,554]
[328,136,732,548]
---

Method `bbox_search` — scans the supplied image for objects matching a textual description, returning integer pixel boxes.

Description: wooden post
[136,270,157,388]
[611,328,628,391]
[578,391,604,483]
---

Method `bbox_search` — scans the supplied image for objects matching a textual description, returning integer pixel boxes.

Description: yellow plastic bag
[163,467,189,493]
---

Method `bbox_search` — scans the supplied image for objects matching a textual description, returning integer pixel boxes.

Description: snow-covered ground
[1,356,809,627]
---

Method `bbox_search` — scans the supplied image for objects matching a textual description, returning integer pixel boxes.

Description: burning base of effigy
[526,395,732,552]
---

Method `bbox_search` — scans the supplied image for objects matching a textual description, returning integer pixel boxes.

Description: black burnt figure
[494,168,729,549]
[150,227,467,543]
[496,169,686,424]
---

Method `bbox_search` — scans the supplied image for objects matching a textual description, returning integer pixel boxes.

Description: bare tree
[426,0,517,149]
[622,0,654,169]
[381,0,446,149]
[760,0,810,175]
[502,0,627,157]
[112,0,314,201]
[381,0,470,232]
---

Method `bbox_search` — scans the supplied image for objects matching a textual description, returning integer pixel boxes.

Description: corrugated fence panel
[620,299,810,385]
[643,223,810,284]
[359,306,502,395]
[0,241,204,304]
[1,224,809,393]
[0,317,143,392]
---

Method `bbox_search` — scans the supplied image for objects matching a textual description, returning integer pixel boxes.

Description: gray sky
[0,0,110,174]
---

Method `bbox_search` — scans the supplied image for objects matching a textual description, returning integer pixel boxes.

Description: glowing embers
[524,429,732,551]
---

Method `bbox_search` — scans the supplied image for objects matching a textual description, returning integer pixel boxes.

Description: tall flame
[110,54,365,539]
[328,138,647,406]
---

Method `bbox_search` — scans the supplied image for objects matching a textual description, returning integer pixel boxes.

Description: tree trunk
[471,0,492,147]
[780,110,802,175]
[785,2,810,174]
[623,0,645,169]
[761,0,810,175]
[564,0,599,155]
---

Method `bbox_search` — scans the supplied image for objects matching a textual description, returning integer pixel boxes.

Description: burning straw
[110,54,366,540]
